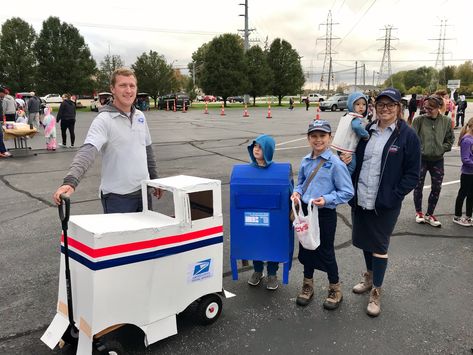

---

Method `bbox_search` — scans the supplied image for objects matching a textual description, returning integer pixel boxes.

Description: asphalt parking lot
[0,105,472,354]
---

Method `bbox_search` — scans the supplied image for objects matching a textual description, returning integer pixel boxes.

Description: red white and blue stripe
[60,226,223,271]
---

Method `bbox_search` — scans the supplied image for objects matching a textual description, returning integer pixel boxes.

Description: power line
[317,10,339,91]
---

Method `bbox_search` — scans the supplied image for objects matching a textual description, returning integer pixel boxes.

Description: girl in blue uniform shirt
[291,120,354,310]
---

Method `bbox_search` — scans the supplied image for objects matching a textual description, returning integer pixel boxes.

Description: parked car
[202,95,216,102]
[319,95,348,111]
[227,96,244,103]
[41,94,63,104]
[90,92,113,112]
[302,93,326,103]
[157,93,190,111]
[135,93,150,111]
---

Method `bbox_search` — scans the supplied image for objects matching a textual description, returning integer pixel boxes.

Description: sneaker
[0,151,12,157]
[415,212,425,224]
[453,216,472,227]
[424,214,441,227]
[247,272,263,286]
[58,143,66,147]
[296,278,314,306]
[323,282,343,310]
[266,275,279,290]
[352,271,373,294]
[366,287,381,317]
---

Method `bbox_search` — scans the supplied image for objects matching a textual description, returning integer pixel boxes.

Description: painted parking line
[424,180,460,189]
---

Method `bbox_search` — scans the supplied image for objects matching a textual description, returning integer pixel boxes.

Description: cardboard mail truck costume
[41,175,232,354]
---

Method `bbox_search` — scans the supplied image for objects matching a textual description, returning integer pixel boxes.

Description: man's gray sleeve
[63,143,98,188]
[146,145,159,179]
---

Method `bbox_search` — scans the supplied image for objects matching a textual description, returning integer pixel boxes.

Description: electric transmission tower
[377,25,397,86]
[317,11,339,92]
[429,19,452,89]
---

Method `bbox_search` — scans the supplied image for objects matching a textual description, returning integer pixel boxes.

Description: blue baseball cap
[376,87,401,102]
[308,120,331,134]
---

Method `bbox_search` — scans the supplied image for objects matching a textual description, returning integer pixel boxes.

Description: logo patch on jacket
[323,161,332,168]
[388,145,399,154]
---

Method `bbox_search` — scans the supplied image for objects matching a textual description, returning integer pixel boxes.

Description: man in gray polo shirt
[53,67,162,213]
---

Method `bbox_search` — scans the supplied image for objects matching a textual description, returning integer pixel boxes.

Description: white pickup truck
[302,93,326,103]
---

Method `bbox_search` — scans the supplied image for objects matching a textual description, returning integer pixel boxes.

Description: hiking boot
[453,216,472,227]
[415,212,425,224]
[424,214,441,227]
[266,275,279,290]
[352,271,373,294]
[323,282,343,310]
[296,278,314,306]
[367,287,381,317]
[247,272,263,286]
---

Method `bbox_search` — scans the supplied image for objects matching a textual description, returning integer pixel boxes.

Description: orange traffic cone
[204,101,209,114]
[166,100,169,111]
[266,103,272,119]
[173,99,177,112]
[182,101,187,113]
[220,103,225,116]
[243,104,249,117]
[315,102,320,120]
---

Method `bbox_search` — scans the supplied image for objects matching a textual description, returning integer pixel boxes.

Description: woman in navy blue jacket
[348,88,421,317]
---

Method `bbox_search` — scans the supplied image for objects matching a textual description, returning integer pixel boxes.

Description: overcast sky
[1,0,471,89]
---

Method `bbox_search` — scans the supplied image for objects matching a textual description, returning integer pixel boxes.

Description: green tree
[246,45,272,106]
[0,17,37,92]
[456,61,473,86]
[267,38,305,105]
[132,50,175,107]
[200,33,247,106]
[96,54,124,92]
[438,65,456,86]
[35,17,96,95]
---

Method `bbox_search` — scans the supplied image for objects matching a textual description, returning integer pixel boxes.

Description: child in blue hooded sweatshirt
[247,134,286,290]
[331,92,369,172]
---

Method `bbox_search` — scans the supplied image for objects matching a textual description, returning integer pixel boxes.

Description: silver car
[319,95,348,111]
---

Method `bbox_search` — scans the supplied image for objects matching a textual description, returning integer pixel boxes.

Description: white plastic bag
[292,198,320,250]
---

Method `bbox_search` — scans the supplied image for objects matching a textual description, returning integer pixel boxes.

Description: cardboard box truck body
[41,176,224,354]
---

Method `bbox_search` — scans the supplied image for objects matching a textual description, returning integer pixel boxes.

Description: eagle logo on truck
[189,258,213,282]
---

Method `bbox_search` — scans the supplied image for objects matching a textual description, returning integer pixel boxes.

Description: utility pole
[362,64,366,86]
[239,0,255,104]
[354,61,358,90]
[429,19,452,90]
[377,25,397,87]
[317,11,339,92]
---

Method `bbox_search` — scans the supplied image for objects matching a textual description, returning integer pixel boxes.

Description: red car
[203,95,216,102]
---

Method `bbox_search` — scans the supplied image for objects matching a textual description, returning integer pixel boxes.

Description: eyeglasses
[375,102,398,110]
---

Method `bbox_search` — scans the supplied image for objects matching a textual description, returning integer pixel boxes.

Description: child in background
[42,106,57,151]
[291,120,354,310]
[246,134,291,290]
[453,117,473,226]
[15,109,28,124]
[331,92,369,173]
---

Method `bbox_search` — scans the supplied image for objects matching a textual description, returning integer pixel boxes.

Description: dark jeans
[413,158,444,215]
[253,261,279,275]
[456,111,465,127]
[61,120,76,146]
[0,130,7,153]
[455,173,473,217]
[101,191,151,214]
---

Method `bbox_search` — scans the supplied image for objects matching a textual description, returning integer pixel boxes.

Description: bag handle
[291,197,302,223]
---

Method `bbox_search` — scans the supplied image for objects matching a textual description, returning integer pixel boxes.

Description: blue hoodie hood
[248,134,275,167]
[347,92,368,116]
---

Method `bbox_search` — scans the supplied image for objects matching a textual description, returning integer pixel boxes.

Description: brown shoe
[323,282,343,310]
[367,287,381,317]
[296,277,314,306]
[352,271,373,294]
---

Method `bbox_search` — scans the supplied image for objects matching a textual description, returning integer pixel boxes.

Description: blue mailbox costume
[230,135,294,284]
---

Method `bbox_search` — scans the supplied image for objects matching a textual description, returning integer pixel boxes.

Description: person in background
[27,92,41,129]
[435,90,453,116]
[42,106,57,151]
[53,67,163,213]
[56,93,77,148]
[407,93,418,126]
[452,117,473,226]
[455,95,468,129]
[1,87,16,122]
[412,95,455,227]
[348,88,420,317]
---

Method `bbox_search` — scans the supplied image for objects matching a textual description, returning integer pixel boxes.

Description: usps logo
[188,258,213,282]
[138,117,145,123]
